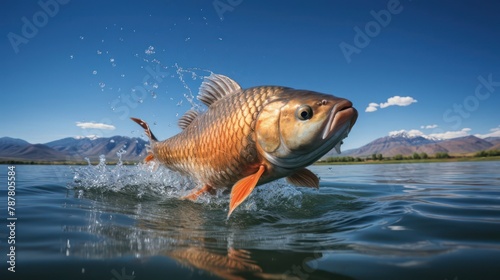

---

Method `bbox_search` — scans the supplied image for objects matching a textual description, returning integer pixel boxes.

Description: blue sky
[1,0,500,150]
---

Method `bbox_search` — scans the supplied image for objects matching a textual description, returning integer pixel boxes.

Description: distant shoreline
[316,156,500,165]
[0,160,139,166]
[1,156,499,166]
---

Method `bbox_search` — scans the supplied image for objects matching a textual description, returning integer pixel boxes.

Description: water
[1,161,499,279]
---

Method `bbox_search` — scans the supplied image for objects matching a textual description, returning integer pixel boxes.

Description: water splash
[70,147,305,212]
[71,148,197,200]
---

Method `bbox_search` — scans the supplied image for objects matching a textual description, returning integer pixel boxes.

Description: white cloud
[428,128,471,140]
[365,102,379,112]
[420,124,438,129]
[76,122,116,130]
[379,96,417,108]
[474,125,500,139]
[365,96,417,113]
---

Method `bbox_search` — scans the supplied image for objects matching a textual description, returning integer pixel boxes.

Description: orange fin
[144,153,155,163]
[228,165,265,218]
[182,185,214,201]
[286,168,319,189]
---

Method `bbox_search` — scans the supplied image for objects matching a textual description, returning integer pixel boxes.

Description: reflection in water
[64,161,500,279]
[168,247,261,280]
[66,177,355,279]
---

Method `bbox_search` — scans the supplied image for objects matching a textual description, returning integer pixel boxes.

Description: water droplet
[96,50,102,55]
[110,58,115,63]
[145,46,155,55]
[219,37,222,41]
[152,83,159,89]
[151,92,157,99]
[92,70,97,75]
[79,36,84,40]
[99,82,105,88]
[138,99,143,103]
[185,37,190,42]
[120,74,125,78]
[69,55,74,59]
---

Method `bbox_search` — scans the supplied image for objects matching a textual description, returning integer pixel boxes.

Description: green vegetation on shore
[317,150,500,165]
[2,150,499,166]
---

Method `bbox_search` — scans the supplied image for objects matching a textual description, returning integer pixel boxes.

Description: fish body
[132,74,357,217]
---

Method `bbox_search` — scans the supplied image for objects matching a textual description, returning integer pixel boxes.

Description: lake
[1,161,499,279]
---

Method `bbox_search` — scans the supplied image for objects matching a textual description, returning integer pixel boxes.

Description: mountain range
[1,132,499,163]
[0,136,148,163]
[325,131,500,158]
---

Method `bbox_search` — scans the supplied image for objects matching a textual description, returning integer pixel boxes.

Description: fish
[131,73,358,217]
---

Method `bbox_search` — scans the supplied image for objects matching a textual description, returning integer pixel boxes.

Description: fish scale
[131,73,358,217]
[155,86,278,188]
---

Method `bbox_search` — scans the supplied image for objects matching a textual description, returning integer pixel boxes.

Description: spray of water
[70,146,304,212]
[70,146,198,199]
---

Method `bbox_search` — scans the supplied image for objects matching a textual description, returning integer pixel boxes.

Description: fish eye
[296,105,313,120]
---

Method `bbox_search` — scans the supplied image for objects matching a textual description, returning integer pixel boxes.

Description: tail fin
[131,117,158,141]
[131,117,158,163]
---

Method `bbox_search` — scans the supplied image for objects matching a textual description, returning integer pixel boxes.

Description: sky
[1,0,500,150]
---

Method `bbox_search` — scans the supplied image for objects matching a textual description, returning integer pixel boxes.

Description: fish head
[256,90,358,169]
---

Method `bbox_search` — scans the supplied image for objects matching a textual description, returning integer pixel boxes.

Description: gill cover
[255,94,338,168]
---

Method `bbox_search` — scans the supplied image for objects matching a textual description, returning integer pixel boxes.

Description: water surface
[1,161,499,279]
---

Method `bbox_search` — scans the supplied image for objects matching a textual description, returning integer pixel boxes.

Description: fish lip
[322,100,357,140]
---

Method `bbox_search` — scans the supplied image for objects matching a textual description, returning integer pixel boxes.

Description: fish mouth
[321,100,358,152]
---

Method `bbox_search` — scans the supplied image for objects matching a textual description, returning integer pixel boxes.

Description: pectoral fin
[182,185,214,201]
[228,165,265,218]
[286,168,319,189]
[144,153,155,163]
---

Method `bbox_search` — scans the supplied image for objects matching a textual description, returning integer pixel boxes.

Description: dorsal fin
[178,109,199,129]
[197,73,242,107]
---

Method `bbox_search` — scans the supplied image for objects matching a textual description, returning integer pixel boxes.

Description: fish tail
[131,117,158,163]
